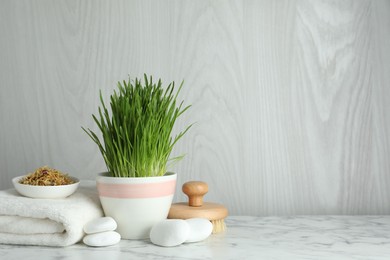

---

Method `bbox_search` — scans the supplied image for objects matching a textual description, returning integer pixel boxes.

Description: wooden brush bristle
[211,219,226,233]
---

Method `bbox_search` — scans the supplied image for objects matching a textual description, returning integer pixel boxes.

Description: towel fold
[0,180,104,247]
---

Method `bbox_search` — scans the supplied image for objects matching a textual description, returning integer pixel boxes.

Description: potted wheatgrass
[83,75,191,239]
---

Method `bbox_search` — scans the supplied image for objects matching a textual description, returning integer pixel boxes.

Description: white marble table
[1,216,390,260]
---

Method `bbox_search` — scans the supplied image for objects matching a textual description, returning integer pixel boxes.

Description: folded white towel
[0,180,104,247]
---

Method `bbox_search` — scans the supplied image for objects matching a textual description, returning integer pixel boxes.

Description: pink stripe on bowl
[97,179,176,199]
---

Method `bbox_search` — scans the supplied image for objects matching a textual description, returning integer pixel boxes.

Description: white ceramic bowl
[12,176,80,199]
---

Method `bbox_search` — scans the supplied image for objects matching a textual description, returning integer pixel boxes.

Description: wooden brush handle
[182,181,208,207]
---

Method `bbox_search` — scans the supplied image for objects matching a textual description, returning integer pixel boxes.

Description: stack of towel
[0,181,103,247]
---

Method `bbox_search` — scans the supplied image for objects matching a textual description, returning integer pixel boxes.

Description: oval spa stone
[150,219,190,247]
[83,231,121,247]
[83,217,117,234]
[185,218,213,243]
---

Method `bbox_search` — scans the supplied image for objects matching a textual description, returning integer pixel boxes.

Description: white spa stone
[150,219,190,247]
[83,217,117,234]
[185,218,213,243]
[83,231,121,247]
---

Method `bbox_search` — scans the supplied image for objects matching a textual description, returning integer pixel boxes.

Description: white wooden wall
[1,0,389,216]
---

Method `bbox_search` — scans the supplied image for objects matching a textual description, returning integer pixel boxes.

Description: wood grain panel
[371,0,390,214]
[0,0,389,216]
[292,0,373,214]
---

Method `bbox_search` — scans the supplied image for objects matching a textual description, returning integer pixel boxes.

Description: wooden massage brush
[168,181,228,233]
